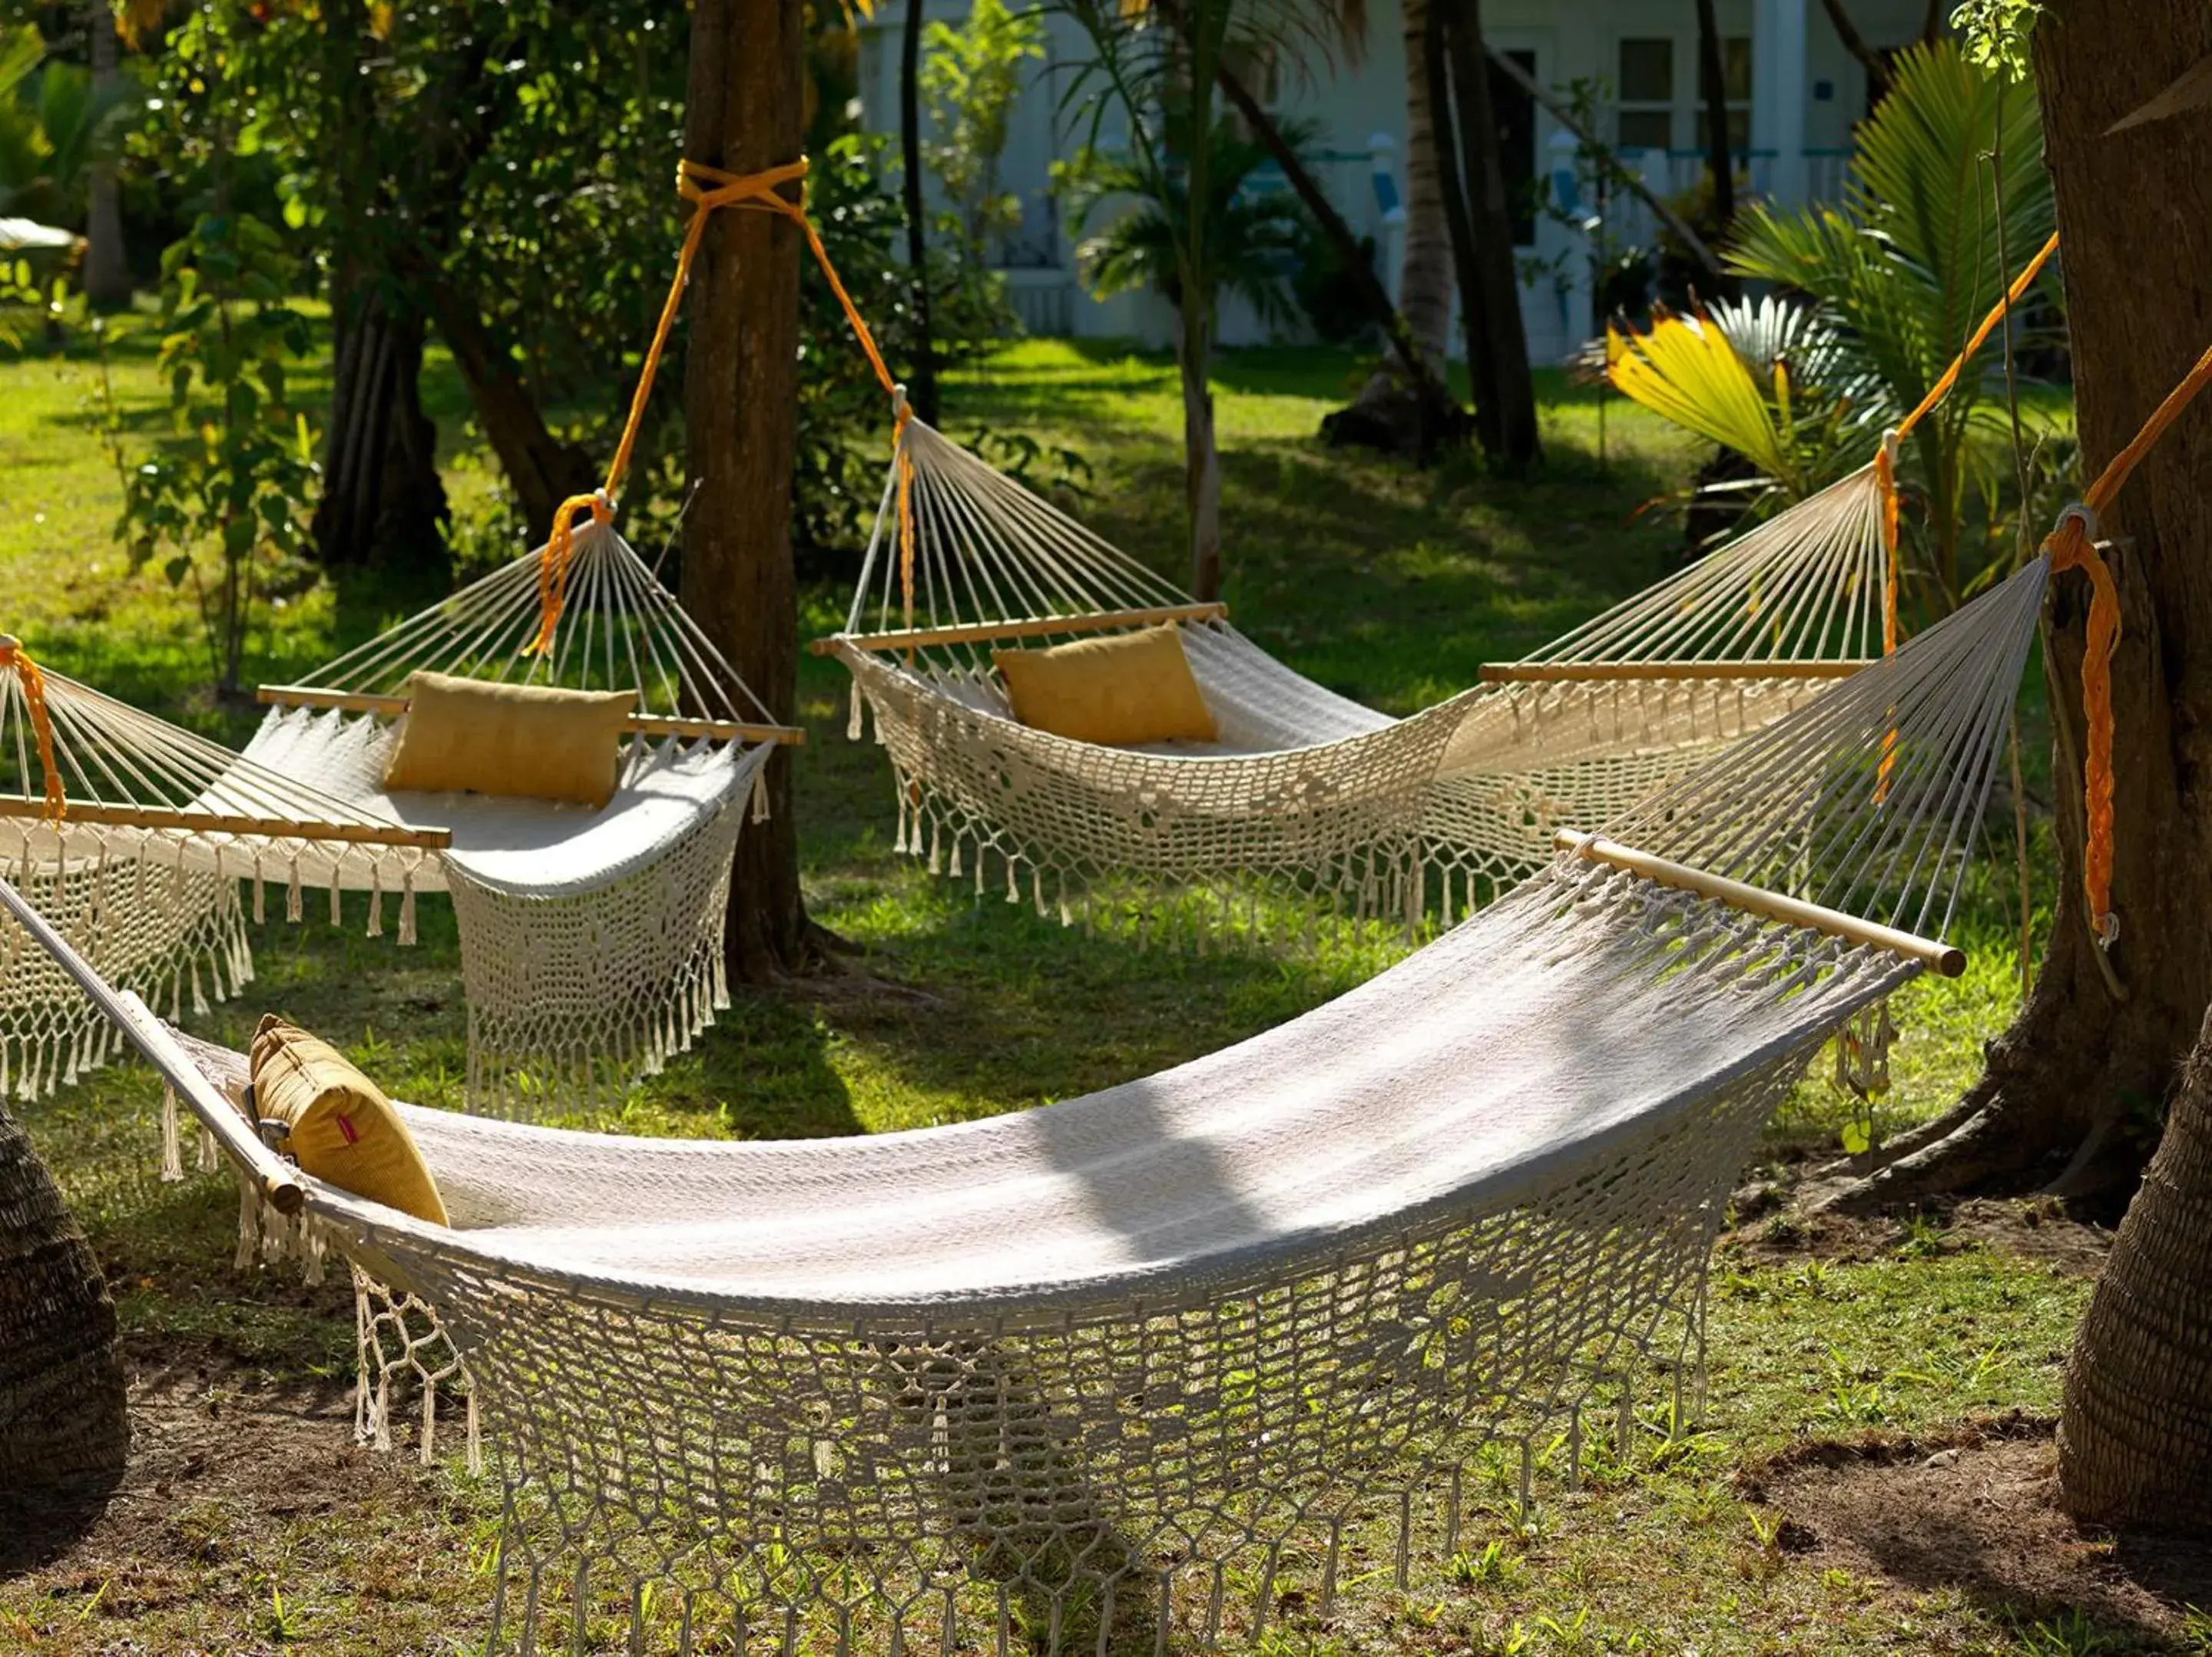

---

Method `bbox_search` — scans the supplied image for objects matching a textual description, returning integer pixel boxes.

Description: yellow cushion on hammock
[993,625,1218,747]
[249,1015,449,1226]
[382,670,637,809]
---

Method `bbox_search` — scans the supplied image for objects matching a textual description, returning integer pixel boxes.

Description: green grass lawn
[2,330,2184,1654]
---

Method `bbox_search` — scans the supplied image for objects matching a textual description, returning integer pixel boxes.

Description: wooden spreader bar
[1555,830,1965,978]
[257,684,806,747]
[811,601,1230,657]
[0,796,453,850]
[1481,658,1876,685]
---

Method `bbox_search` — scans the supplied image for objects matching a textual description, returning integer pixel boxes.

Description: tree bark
[0,1098,127,1507]
[899,0,940,426]
[1833,0,2212,1210]
[424,275,598,547]
[1694,0,1737,246]
[1438,0,1540,475]
[2059,998,2212,1529]
[1817,0,1892,103]
[1396,0,1454,374]
[81,0,129,310]
[313,287,450,576]
[1179,332,1223,601]
[681,0,816,983]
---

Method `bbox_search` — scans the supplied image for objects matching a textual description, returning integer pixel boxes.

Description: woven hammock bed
[820,417,1890,941]
[243,518,799,1115]
[813,239,2078,945]
[11,541,2046,1652]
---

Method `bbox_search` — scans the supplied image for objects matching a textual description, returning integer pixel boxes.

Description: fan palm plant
[1731,38,2055,610]
[1608,40,2057,615]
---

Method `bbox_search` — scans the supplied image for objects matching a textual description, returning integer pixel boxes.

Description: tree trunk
[2058,998,2212,1529]
[1919,0,1945,46]
[1833,0,2212,1210]
[81,0,129,310]
[899,0,940,426]
[1396,0,1455,373]
[0,1098,127,1507]
[313,286,450,577]
[1179,331,1223,602]
[425,275,599,547]
[1439,0,1541,475]
[681,0,816,984]
[1817,0,1892,103]
[1694,0,1737,246]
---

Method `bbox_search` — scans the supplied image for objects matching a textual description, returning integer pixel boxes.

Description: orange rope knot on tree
[2041,503,2118,948]
[2040,336,2212,953]
[0,634,67,822]
[530,155,911,657]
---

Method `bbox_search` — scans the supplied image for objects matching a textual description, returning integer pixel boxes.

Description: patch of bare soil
[2,1338,430,1588]
[1729,1179,2114,1275]
[1744,1416,2212,1649]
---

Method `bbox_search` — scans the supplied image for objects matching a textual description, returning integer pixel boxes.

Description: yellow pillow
[993,625,1218,746]
[382,670,637,809]
[249,1014,449,1226]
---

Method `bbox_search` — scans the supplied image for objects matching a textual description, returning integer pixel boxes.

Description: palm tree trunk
[0,1096,127,1503]
[1397,0,1455,372]
[1438,0,1540,474]
[1179,326,1223,603]
[1694,0,1737,246]
[2059,999,2212,1529]
[82,0,129,309]
[899,0,940,425]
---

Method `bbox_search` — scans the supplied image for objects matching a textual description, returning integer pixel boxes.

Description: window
[1617,38,1675,152]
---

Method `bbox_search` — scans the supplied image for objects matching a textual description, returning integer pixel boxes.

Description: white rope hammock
[12,546,2043,1652]
[245,519,795,1114]
[821,418,1887,943]
[0,643,448,1100]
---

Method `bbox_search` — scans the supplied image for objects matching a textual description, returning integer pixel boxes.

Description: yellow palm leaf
[1606,315,1793,484]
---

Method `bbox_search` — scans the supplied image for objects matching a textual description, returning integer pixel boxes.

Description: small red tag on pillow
[335,1112,359,1145]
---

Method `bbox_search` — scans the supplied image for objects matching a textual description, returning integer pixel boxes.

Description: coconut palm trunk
[2060,997,2212,1527]
[1396,0,1454,372]
[1178,318,1224,601]
[0,1096,127,1503]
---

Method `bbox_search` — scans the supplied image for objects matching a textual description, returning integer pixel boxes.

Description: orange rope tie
[2042,338,2212,950]
[680,159,916,633]
[0,635,67,822]
[1894,230,2061,445]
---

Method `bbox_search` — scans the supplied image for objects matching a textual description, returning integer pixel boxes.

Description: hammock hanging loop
[0,633,67,822]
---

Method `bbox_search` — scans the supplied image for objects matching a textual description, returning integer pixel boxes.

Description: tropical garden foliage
[1609,40,2063,618]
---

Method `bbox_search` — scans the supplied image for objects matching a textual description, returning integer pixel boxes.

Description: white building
[856,0,1940,362]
